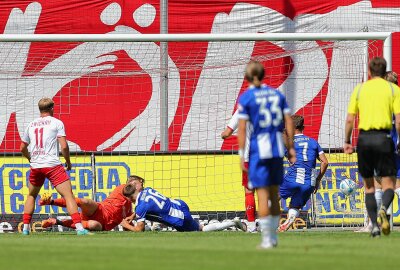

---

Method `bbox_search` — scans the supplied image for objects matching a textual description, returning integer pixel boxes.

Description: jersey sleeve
[135,201,148,223]
[21,125,30,144]
[56,120,66,138]
[347,86,359,114]
[392,84,400,115]
[227,110,239,130]
[237,93,250,120]
[316,141,324,155]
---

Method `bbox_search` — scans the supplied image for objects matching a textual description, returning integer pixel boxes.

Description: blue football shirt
[284,134,323,185]
[238,84,290,160]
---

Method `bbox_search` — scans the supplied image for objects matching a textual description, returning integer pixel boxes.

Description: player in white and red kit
[221,110,257,232]
[20,98,90,235]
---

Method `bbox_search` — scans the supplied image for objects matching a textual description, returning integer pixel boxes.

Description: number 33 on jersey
[238,85,290,159]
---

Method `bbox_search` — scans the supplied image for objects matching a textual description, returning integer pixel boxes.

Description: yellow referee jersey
[348,77,400,130]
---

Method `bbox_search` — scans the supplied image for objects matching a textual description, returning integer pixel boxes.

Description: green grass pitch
[1,231,399,270]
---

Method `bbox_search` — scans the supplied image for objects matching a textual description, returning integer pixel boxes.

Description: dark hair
[245,61,265,87]
[123,184,136,198]
[127,175,145,185]
[385,71,398,85]
[369,57,387,78]
[292,115,304,131]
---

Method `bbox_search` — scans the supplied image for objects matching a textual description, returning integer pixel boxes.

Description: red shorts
[29,164,69,187]
[81,204,117,231]
[242,162,249,188]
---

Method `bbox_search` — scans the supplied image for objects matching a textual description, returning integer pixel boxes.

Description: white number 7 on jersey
[298,142,308,161]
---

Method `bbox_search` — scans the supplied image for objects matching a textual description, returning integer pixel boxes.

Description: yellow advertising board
[1,153,399,225]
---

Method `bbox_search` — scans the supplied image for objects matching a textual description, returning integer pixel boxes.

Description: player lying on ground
[278,115,329,232]
[221,110,257,232]
[237,61,296,249]
[20,97,89,235]
[41,175,144,231]
[120,178,246,232]
[357,70,400,233]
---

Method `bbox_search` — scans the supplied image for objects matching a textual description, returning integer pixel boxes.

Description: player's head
[292,115,304,132]
[38,98,55,115]
[385,71,398,85]
[123,183,138,202]
[127,175,145,191]
[245,61,264,87]
[368,57,387,78]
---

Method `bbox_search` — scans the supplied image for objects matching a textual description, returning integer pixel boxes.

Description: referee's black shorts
[357,130,397,178]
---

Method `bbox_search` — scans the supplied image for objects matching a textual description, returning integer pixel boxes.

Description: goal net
[0,33,394,232]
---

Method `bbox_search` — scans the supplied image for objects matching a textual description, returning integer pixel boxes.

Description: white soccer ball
[339,178,357,196]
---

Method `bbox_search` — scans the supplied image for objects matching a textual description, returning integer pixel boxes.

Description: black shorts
[357,130,397,178]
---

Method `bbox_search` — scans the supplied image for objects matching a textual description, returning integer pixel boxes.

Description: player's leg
[278,181,298,232]
[42,217,103,231]
[40,196,98,217]
[202,218,245,232]
[22,183,42,235]
[22,168,45,235]
[242,162,257,232]
[379,176,395,235]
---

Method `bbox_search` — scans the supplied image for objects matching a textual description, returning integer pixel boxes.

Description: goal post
[0,32,394,232]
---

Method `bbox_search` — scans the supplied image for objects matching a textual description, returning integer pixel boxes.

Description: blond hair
[38,98,54,113]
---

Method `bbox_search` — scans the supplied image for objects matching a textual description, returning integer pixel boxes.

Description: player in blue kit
[278,115,329,232]
[120,177,246,232]
[237,61,296,249]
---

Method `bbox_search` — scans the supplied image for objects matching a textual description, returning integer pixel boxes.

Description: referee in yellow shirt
[344,57,400,237]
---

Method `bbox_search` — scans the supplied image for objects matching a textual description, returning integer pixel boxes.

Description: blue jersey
[238,85,290,159]
[284,134,323,186]
[135,187,190,228]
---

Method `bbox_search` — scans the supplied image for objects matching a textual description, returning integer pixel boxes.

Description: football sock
[202,220,235,232]
[287,208,299,223]
[381,189,394,211]
[23,213,32,231]
[71,212,84,231]
[259,216,274,247]
[375,189,383,210]
[245,192,256,222]
[365,193,378,226]
[52,198,83,207]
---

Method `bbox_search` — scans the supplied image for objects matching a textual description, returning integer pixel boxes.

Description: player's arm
[395,113,400,152]
[284,114,296,164]
[344,113,355,154]
[58,137,72,170]
[344,87,358,154]
[20,142,31,162]
[221,110,239,139]
[315,153,329,193]
[237,119,247,172]
[121,218,145,232]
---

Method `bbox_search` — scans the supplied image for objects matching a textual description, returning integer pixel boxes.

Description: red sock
[61,219,75,229]
[52,198,83,207]
[71,212,82,225]
[23,213,32,224]
[245,192,256,222]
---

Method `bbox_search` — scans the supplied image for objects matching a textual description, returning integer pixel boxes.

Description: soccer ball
[339,178,357,196]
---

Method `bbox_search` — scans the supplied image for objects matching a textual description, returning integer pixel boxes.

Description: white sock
[202,220,235,232]
[23,224,30,231]
[259,216,274,247]
[75,223,84,231]
[247,221,256,230]
[375,189,383,210]
[287,208,299,224]
[395,187,400,198]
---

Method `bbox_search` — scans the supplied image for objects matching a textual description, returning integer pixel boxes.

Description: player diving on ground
[40,175,145,231]
[120,177,246,232]
[278,115,329,231]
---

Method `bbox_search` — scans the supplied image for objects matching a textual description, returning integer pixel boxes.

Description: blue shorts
[280,181,314,208]
[174,200,200,232]
[248,157,284,189]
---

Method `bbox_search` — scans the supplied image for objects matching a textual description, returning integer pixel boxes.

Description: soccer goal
[0,32,394,232]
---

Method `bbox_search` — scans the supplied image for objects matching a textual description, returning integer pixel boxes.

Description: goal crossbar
[0,32,392,42]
